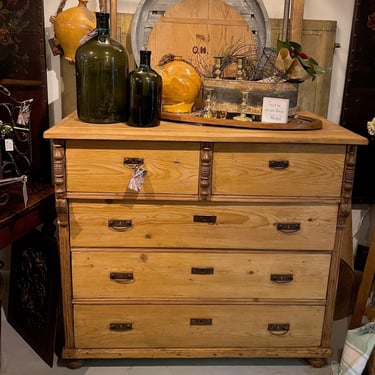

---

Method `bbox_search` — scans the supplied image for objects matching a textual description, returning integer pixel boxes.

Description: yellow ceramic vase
[155,55,202,113]
[50,0,95,62]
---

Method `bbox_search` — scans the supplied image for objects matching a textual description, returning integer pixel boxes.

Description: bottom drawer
[74,304,325,349]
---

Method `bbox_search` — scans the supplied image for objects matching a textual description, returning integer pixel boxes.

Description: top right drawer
[212,143,346,197]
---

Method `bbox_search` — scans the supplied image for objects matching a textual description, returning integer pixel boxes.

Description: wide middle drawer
[71,250,330,300]
[69,201,338,250]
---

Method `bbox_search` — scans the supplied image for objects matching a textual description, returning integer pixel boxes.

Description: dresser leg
[304,357,327,368]
[57,357,85,369]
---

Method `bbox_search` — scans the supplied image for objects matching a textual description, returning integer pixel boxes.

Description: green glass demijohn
[127,50,162,127]
[75,12,128,123]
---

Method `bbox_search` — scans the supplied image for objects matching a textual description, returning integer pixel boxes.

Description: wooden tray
[161,112,323,130]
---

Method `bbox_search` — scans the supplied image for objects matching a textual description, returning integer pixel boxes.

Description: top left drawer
[65,140,200,195]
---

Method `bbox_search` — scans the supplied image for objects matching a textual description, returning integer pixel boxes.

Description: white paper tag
[128,167,147,192]
[261,97,289,123]
[5,138,14,151]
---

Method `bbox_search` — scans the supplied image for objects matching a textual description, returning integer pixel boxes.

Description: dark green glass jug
[75,12,128,123]
[127,50,162,127]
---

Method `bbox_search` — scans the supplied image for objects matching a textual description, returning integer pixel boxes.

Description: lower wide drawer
[71,251,330,300]
[74,304,325,349]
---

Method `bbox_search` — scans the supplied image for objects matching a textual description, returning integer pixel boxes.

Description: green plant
[277,39,324,81]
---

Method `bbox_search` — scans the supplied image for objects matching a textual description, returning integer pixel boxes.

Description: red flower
[298,51,309,59]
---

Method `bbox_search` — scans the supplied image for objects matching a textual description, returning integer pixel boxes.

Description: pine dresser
[44,111,367,369]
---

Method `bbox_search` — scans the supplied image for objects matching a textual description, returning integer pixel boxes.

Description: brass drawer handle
[267,323,290,335]
[110,272,134,283]
[108,219,133,232]
[193,215,217,224]
[270,274,293,284]
[276,222,301,233]
[269,160,289,170]
[191,267,214,275]
[109,322,133,332]
[190,318,212,326]
[123,157,144,169]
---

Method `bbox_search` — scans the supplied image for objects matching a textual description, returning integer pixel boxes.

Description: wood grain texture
[71,250,330,300]
[44,112,366,365]
[289,0,305,43]
[74,304,325,348]
[147,0,256,69]
[69,200,338,250]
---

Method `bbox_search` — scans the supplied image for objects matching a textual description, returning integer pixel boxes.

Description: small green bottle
[75,12,128,123]
[127,50,162,127]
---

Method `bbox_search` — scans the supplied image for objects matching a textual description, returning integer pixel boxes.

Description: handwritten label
[5,139,14,152]
[261,97,289,124]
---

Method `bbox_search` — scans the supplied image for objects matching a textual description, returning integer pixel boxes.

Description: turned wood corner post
[199,143,213,201]
[53,140,68,229]
[338,145,357,230]
[52,139,74,348]
[321,145,357,347]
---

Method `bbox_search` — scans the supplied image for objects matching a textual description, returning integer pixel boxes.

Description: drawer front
[213,143,346,197]
[65,140,200,194]
[72,251,330,300]
[69,201,338,250]
[74,304,325,348]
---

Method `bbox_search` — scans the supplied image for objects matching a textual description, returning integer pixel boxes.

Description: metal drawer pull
[108,219,133,232]
[267,323,290,335]
[276,222,301,233]
[109,322,133,332]
[269,160,289,170]
[123,157,144,169]
[190,318,212,326]
[270,274,293,283]
[193,215,217,224]
[110,272,134,283]
[191,267,214,275]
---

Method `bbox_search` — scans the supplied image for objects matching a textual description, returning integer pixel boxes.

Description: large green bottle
[127,50,162,127]
[75,12,128,123]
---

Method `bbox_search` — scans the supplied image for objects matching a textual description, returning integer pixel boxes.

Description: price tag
[5,138,14,151]
[261,97,289,123]
[128,166,147,192]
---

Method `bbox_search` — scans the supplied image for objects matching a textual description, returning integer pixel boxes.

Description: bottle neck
[139,50,151,68]
[96,12,110,37]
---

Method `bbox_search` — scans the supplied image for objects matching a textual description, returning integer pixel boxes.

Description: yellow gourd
[155,54,202,113]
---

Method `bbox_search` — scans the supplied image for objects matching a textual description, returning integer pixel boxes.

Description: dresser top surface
[44,111,368,145]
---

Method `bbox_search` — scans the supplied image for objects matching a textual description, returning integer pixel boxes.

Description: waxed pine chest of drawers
[44,111,367,368]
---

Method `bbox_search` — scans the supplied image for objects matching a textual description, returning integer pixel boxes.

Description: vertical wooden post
[282,0,291,41]
[289,0,304,43]
[110,0,117,39]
